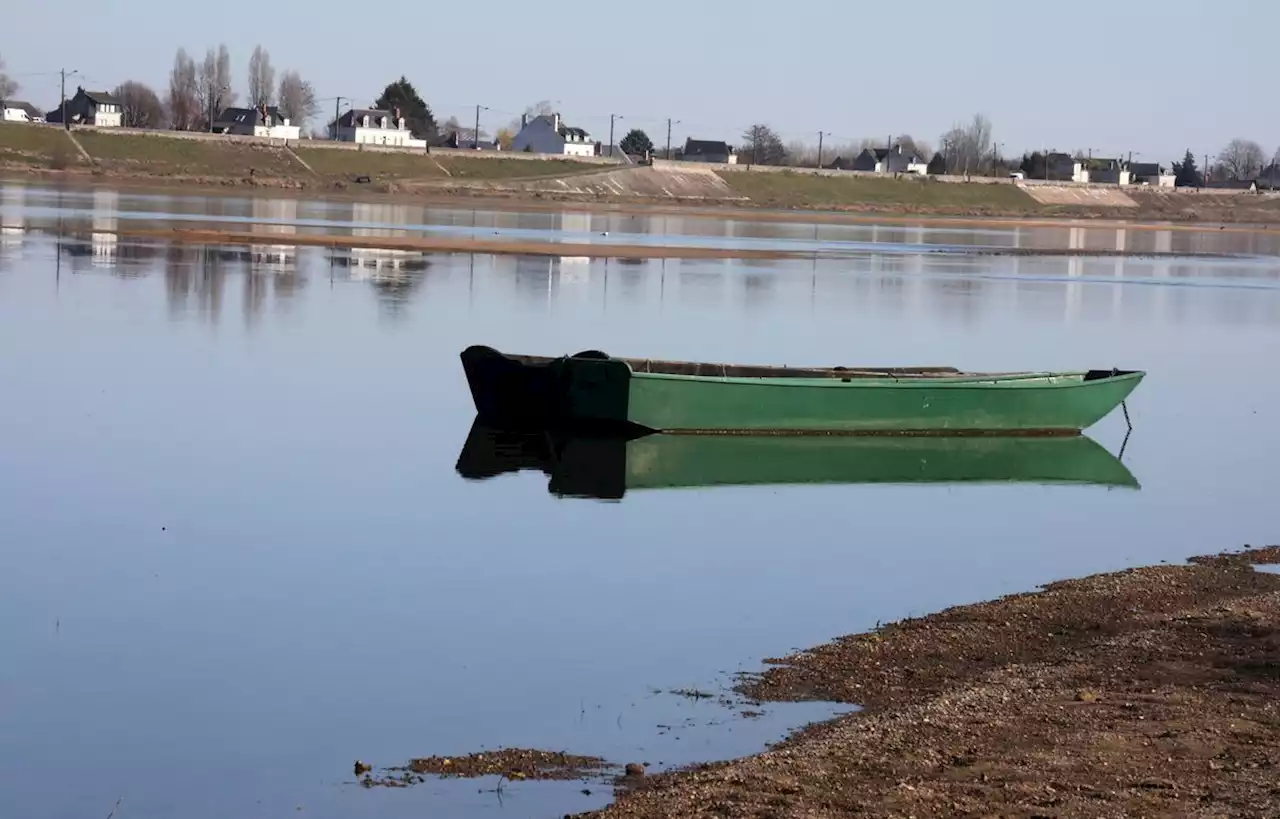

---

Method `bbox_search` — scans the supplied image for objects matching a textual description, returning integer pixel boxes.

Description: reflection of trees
[164,245,232,321]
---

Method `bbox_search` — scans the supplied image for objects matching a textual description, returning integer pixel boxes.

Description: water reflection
[456,421,1139,500]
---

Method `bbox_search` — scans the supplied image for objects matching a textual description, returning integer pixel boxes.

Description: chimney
[521,113,528,129]
[553,113,560,133]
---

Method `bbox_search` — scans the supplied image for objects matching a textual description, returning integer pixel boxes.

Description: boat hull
[460,345,1144,435]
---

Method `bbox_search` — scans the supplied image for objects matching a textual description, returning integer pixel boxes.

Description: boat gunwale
[478,348,1145,386]
[628,370,1146,388]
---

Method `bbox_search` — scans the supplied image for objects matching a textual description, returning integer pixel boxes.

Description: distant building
[214,105,300,140]
[1073,157,1121,184]
[2,101,44,123]
[1254,164,1280,191]
[681,139,737,164]
[332,108,427,149]
[510,113,595,158]
[436,130,500,151]
[848,145,921,174]
[45,87,123,127]
[1118,161,1171,187]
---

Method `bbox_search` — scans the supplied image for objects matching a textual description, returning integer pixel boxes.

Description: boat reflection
[455,419,1140,500]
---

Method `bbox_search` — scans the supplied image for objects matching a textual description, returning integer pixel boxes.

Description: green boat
[460,345,1144,436]
[455,420,1140,500]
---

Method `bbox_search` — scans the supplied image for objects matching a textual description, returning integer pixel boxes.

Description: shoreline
[5,168,1280,238]
[577,545,1280,818]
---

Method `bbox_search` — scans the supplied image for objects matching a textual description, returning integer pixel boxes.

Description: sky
[2,0,1275,163]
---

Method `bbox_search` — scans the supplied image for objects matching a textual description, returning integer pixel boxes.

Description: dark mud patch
[358,748,616,788]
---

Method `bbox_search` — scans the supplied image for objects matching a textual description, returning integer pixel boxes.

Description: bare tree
[0,54,17,100]
[247,45,275,108]
[504,100,556,135]
[1216,139,1265,180]
[939,113,994,174]
[166,48,199,130]
[196,44,236,128]
[276,70,317,127]
[897,134,932,160]
[115,81,165,128]
[741,124,786,165]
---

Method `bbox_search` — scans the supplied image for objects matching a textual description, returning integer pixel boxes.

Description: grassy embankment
[0,124,599,186]
[716,169,1044,214]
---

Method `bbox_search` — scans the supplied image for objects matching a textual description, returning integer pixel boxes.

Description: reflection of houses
[0,185,26,249]
[90,189,118,268]
[248,198,298,268]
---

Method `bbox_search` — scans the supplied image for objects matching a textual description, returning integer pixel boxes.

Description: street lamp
[474,104,489,149]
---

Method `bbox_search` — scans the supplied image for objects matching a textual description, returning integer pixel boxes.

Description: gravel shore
[578,545,1280,818]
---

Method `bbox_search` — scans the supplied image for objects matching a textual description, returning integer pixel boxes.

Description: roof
[1124,162,1162,177]
[81,89,122,107]
[2,100,43,118]
[216,106,283,126]
[684,139,734,155]
[338,108,403,128]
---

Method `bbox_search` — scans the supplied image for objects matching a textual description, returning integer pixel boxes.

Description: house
[1073,157,1121,184]
[510,113,595,158]
[44,87,122,127]
[436,130,500,151]
[1119,161,1165,186]
[332,108,427,149]
[848,145,920,174]
[2,101,44,123]
[681,139,737,164]
[1254,164,1280,191]
[213,105,300,140]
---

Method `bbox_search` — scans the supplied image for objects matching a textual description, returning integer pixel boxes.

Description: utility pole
[817,131,825,169]
[474,104,486,149]
[333,97,345,140]
[666,118,679,160]
[609,114,621,157]
[60,68,78,130]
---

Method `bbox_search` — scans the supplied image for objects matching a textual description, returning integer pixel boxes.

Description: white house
[332,108,427,149]
[214,106,300,140]
[2,101,43,123]
[46,88,122,127]
[511,113,595,158]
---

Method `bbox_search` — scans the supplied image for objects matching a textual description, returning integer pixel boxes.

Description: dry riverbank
[579,545,1280,818]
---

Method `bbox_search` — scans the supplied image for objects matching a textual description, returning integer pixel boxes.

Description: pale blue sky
[3,0,1274,162]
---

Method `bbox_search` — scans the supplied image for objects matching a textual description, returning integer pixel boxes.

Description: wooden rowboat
[455,420,1140,500]
[459,345,1144,436]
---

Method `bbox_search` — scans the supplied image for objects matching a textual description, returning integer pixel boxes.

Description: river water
[2,183,1279,819]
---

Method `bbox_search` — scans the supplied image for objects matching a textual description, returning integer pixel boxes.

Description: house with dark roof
[213,105,300,140]
[1253,164,1280,191]
[2,100,44,123]
[1072,157,1121,184]
[436,129,501,151]
[1119,161,1172,187]
[510,113,595,158]
[846,144,924,174]
[332,108,428,149]
[681,138,737,164]
[45,87,123,127]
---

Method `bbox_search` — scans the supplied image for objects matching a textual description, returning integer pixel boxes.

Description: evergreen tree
[1172,150,1201,188]
[619,128,654,156]
[374,77,436,141]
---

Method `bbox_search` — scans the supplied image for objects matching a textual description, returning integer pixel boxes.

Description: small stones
[624,763,646,777]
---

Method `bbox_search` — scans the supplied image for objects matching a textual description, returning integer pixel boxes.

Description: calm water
[2,182,1280,819]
